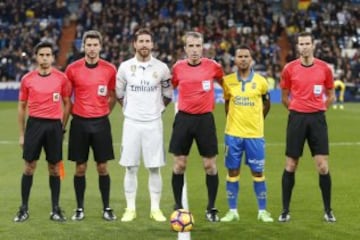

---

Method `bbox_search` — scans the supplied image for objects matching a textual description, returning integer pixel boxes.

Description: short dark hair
[296,31,314,43]
[235,45,253,57]
[133,28,153,42]
[82,30,103,46]
[34,41,54,55]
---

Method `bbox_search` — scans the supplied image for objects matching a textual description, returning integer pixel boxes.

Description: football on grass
[170,209,194,232]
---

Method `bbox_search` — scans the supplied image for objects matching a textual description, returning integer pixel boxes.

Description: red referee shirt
[172,58,224,114]
[280,58,334,112]
[65,58,116,118]
[19,68,71,119]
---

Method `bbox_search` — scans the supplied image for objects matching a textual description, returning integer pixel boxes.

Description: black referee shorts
[23,117,63,163]
[169,111,218,157]
[286,110,329,158]
[68,115,114,163]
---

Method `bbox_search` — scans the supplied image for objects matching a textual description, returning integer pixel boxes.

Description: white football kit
[116,56,172,167]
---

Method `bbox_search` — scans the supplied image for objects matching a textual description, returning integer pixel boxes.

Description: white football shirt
[116,56,172,121]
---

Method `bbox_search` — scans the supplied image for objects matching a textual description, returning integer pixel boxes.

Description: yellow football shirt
[223,71,268,138]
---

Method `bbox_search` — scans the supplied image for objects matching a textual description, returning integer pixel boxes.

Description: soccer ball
[170,209,194,232]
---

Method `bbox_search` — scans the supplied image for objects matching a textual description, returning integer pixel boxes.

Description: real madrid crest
[153,71,158,79]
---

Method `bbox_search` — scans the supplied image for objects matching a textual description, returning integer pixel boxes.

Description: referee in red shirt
[278,32,336,223]
[169,31,224,222]
[14,41,72,222]
[65,30,117,221]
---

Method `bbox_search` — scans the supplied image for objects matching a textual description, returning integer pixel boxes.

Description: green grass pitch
[0,102,359,239]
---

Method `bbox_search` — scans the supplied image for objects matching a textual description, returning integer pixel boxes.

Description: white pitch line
[173,102,191,240]
[178,181,190,240]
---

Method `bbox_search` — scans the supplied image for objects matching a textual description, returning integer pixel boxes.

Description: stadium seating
[0,0,359,92]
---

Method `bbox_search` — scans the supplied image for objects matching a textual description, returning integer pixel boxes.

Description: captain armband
[161,79,171,88]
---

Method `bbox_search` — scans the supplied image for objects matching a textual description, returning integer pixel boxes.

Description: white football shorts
[119,117,165,168]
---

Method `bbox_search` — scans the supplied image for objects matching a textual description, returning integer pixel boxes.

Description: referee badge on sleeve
[53,92,60,102]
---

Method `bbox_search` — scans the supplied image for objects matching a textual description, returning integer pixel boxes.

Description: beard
[138,48,151,58]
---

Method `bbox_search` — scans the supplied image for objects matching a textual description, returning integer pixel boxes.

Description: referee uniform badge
[53,92,60,102]
[97,85,107,96]
[202,80,211,91]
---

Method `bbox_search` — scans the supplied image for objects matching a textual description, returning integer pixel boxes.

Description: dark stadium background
[0,0,359,101]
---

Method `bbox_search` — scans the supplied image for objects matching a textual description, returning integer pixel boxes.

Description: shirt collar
[134,56,153,69]
[237,68,254,83]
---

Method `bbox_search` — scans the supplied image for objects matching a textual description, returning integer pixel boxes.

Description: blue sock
[253,180,267,210]
[226,180,239,209]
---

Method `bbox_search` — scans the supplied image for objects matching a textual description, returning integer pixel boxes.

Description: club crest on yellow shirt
[252,82,257,89]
